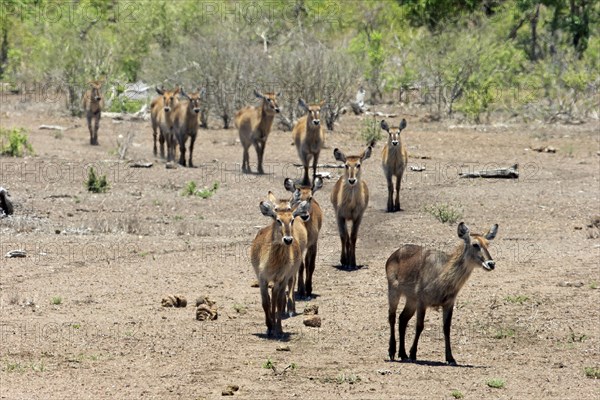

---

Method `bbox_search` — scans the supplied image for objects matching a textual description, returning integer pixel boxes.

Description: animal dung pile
[195,295,218,321]
[303,305,321,327]
[161,294,187,308]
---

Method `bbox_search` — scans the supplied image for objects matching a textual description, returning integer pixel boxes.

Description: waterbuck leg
[297,262,306,298]
[312,152,320,184]
[388,282,402,361]
[409,305,426,361]
[398,302,416,360]
[349,216,363,268]
[443,304,457,365]
[305,245,317,297]
[188,134,196,168]
[395,174,402,211]
[387,174,394,212]
[336,216,348,267]
[260,281,272,336]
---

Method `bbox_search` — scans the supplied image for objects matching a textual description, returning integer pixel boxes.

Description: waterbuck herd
[82,84,499,365]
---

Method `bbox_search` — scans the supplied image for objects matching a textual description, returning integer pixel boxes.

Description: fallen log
[459,164,519,179]
[293,163,344,169]
[39,125,66,131]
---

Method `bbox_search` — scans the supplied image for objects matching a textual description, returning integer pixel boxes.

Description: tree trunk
[0,26,8,79]
[530,4,540,61]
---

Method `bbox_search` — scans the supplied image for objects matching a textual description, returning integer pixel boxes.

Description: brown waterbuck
[386,222,499,365]
[380,119,408,212]
[151,86,180,160]
[330,145,372,269]
[251,193,309,336]
[173,87,205,167]
[234,89,281,174]
[284,176,324,299]
[82,80,104,145]
[292,99,325,185]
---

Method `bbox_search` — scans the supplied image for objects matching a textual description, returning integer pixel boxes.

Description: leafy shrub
[424,203,463,224]
[181,181,220,199]
[0,128,34,157]
[86,167,109,193]
[360,116,382,145]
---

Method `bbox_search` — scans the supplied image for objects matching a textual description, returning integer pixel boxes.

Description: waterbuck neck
[440,242,476,294]
[258,107,275,136]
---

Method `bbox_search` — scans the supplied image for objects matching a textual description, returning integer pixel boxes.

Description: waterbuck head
[333,145,372,187]
[380,118,407,147]
[457,222,499,271]
[88,81,103,102]
[255,89,281,115]
[283,177,322,222]
[260,192,310,246]
[156,86,180,113]
[298,99,325,126]
[181,87,204,114]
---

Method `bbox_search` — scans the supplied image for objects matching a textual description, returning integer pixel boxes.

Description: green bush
[424,203,463,224]
[181,181,220,199]
[0,128,34,157]
[108,96,146,113]
[86,167,109,193]
[360,116,382,145]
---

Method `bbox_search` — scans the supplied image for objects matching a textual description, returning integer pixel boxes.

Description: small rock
[303,304,319,315]
[195,295,215,307]
[250,280,259,288]
[5,250,26,258]
[558,281,584,288]
[161,295,187,308]
[303,315,321,328]
[196,304,218,321]
[222,385,239,396]
[276,345,291,352]
[165,162,177,169]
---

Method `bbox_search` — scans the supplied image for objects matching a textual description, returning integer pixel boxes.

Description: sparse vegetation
[86,167,109,193]
[493,327,516,339]
[360,116,381,145]
[334,372,361,385]
[51,296,62,305]
[505,295,529,304]
[233,304,247,314]
[0,127,34,157]
[181,181,220,199]
[568,326,588,343]
[424,203,463,224]
[486,378,505,389]
[4,359,45,373]
[584,367,600,379]
[451,390,464,399]
[262,358,274,370]
[589,281,597,289]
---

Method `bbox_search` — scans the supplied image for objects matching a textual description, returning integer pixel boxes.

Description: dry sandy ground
[0,93,599,399]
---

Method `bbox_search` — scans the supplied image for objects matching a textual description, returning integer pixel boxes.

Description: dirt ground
[0,93,599,399]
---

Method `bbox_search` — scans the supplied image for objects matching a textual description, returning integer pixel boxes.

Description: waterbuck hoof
[446,359,457,366]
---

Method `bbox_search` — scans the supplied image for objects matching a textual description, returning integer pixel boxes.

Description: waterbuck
[292,99,325,186]
[380,119,408,212]
[251,193,309,336]
[330,145,372,269]
[386,222,499,365]
[173,87,205,167]
[82,80,104,145]
[150,86,180,160]
[284,176,324,299]
[234,90,281,174]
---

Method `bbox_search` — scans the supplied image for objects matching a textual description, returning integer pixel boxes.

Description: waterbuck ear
[298,98,309,111]
[198,87,206,97]
[333,148,346,163]
[180,88,190,100]
[457,222,471,243]
[380,120,390,132]
[155,86,164,95]
[259,201,276,218]
[399,118,407,131]
[485,224,498,240]
[283,178,296,193]
[292,200,311,219]
[267,191,277,203]
[173,86,181,95]
[254,89,263,99]
[312,176,323,194]
[319,100,325,108]
[361,145,372,161]
[275,91,282,97]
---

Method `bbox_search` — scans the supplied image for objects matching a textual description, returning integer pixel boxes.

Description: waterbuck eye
[356,164,361,169]
[473,243,480,249]
[276,219,283,226]
[345,165,349,169]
